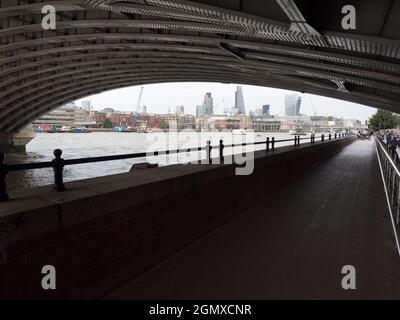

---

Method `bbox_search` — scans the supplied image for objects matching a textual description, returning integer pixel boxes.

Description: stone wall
[0,137,356,299]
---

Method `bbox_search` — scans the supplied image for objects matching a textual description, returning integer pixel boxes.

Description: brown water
[6,131,305,192]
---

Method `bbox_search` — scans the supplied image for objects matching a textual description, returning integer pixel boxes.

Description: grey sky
[75,82,377,122]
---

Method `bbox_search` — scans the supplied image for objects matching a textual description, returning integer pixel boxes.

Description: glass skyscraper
[262,105,270,116]
[284,94,302,116]
[235,86,246,115]
[203,92,214,115]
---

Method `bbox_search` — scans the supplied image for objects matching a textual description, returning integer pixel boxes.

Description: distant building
[203,93,214,115]
[251,118,281,132]
[235,86,246,115]
[196,93,214,117]
[285,94,301,116]
[80,100,92,111]
[107,112,133,127]
[33,103,87,128]
[196,105,207,117]
[175,105,185,116]
[262,105,270,116]
[101,108,115,113]
[89,111,106,125]
[344,119,362,128]
[231,115,251,129]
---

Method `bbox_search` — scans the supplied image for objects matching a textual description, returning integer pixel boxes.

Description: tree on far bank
[369,109,399,131]
[159,121,169,130]
[103,118,113,128]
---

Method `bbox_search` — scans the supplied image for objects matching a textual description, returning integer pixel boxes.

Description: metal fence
[375,137,400,254]
[0,133,349,202]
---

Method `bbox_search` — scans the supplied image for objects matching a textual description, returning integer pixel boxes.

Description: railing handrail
[0,132,350,202]
[375,135,400,256]
[3,134,330,172]
[376,136,400,177]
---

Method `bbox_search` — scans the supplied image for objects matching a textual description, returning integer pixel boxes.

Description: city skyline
[75,82,377,122]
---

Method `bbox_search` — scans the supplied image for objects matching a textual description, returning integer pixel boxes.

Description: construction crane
[136,86,144,113]
[222,99,228,114]
[308,94,317,116]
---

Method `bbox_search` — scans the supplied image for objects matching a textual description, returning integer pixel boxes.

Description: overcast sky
[75,82,376,122]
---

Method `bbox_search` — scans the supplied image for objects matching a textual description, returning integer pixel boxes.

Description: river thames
[6,131,310,191]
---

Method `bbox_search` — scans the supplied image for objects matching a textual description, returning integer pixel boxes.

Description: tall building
[285,94,302,116]
[175,105,185,116]
[203,92,214,115]
[235,86,246,115]
[262,105,270,116]
[196,105,207,117]
[81,100,92,111]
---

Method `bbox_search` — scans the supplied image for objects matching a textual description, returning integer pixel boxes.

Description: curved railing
[375,137,400,255]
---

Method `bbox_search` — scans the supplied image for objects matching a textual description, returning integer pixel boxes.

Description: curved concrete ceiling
[1,0,400,132]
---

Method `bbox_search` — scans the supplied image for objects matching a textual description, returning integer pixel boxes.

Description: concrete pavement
[107,140,400,299]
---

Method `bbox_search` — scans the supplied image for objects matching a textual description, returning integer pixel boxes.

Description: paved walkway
[107,140,400,299]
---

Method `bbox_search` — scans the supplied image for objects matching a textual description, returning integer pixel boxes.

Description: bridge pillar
[0,125,35,153]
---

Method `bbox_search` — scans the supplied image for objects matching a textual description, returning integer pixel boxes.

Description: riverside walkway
[108,140,400,299]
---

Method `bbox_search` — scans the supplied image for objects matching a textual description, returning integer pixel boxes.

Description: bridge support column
[0,125,35,153]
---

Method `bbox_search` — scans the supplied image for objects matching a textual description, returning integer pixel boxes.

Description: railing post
[297,135,301,146]
[334,133,337,139]
[0,153,9,202]
[328,133,332,140]
[219,139,224,164]
[271,137,275,150]
[52,149,66,192]
[206,140,212,164]
[321,134,325,142]
[266,137,270,151]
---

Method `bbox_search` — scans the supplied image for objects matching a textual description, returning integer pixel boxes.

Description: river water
[6,131,307,192]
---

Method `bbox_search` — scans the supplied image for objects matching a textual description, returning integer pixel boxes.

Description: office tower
[262,105,270,116]
[81,100,92,111]
[196,105,207,117]
[235,86,246,115]
[285,94,302,116]
[175,105,185,116]
[203,92,214,115]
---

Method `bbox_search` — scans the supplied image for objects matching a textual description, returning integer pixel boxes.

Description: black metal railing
[0,133,350,202]
[375,137,400,255]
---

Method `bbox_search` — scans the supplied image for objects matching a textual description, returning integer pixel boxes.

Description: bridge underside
[1,0,400,132]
